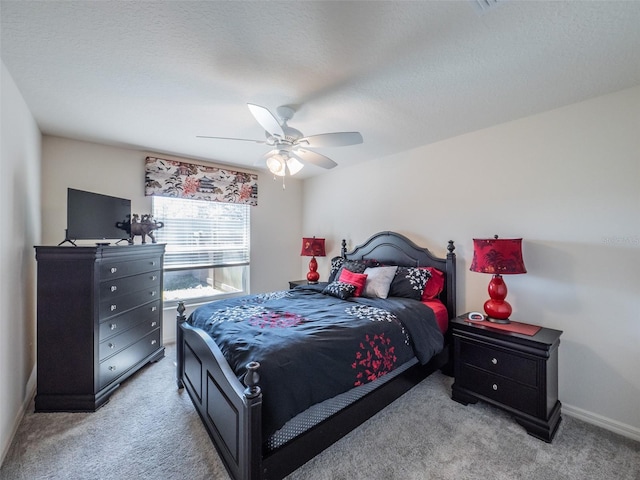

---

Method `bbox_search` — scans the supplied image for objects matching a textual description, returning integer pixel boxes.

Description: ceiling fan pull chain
[272,174,286,190]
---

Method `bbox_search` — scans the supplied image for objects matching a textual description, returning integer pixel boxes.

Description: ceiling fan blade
[292,149,338,169]
[196,135,267,144]
[247,103,285,138]
[296,132,363,148]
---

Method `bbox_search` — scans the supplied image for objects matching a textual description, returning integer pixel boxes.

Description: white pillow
[362,266,398,299]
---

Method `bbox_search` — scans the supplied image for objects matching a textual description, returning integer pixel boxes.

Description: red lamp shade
[301,237,326,284]
[470,236,526,323]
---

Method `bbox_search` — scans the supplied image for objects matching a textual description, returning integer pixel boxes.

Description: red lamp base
[484,274,512,324]
[306,256,320,284]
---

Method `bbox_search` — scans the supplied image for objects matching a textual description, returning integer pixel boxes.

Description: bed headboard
[341,231,456,318]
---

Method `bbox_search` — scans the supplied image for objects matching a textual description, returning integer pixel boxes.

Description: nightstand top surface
[452,314,562,349]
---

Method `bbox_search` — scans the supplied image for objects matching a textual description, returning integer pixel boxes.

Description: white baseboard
[563,403,640,442]
[1,365,37,466]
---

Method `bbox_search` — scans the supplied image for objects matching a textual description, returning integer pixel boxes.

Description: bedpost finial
[177,301,186,323]
[447,240,455,254]
[244,361,262,399]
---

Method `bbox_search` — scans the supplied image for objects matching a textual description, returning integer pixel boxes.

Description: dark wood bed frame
[176,231,456,480]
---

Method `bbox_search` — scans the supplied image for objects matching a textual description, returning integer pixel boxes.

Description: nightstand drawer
[458,365,538,416]
[459,340,537,387]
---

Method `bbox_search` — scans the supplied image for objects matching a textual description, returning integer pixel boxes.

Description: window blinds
[152,196,250,271]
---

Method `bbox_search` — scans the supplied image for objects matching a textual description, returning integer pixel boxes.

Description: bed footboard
[177,301,263,480]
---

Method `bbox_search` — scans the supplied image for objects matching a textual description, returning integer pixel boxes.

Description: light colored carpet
[2,344,638,480]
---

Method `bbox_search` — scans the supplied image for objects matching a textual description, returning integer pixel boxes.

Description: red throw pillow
[421,267,445,301]
[339,269,368,297]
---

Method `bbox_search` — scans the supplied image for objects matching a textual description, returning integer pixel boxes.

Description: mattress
[266,301,448,450]
[267,357,418,450]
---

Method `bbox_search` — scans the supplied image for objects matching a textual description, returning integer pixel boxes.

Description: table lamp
[470,235,526,324]
[301,237,326,284]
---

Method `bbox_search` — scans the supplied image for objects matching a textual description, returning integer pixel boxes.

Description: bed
[176,231,456,480]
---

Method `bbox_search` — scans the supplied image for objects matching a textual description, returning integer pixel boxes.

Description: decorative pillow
[421,267,445,300]
[322,281,357,300]
[327,256,345,283]
[389,266,431,300]
[338,269,368,297]
[362,266,398,299]
[333,259,379,283]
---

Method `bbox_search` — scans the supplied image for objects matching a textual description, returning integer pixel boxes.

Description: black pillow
[327,256,345,283]
[332,259,380,283]
[388,266,431,300]
[322,281,357,300]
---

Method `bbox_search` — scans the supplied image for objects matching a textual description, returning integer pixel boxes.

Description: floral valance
[145,156,258,206]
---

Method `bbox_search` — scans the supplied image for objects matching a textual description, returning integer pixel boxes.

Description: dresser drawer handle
[110,323,117,330]
[108,365,117,371]
[151,339,157,345]
[108,342,116,349]
[150,291,156,297]
[110,285,117,292]
[491,358,498,365]
[110,304,117,312]
[492,384,498,391]
[151,275,157,281]
[110,267,117,274]
[150,261,156,266]
[151,321,157,327]
[151,306,157,312]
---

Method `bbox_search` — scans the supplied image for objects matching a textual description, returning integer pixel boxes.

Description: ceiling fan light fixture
[286,157,304,176]
[266,155,286,177]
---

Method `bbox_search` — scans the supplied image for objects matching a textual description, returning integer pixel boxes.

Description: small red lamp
[470,235,527,324]
[301,237,326,284]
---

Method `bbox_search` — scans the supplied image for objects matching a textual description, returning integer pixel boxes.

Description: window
[152,196,250,305]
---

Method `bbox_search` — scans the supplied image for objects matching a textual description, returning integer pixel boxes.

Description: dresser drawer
[99,300,160,340]
[99,286,161,320]
[99,270,160,300]
[99,256,162,280]
[99,330,161,389]
[459,340,538,387]
[99,317,160,361]
[458,365,538,416]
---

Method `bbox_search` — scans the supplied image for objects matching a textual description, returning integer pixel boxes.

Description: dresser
[451,314,562,442]
[34,244,165,411]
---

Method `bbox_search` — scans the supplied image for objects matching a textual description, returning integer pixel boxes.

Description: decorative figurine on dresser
[34,243,165,411]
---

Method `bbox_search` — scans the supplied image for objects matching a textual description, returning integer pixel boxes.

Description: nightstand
[288,279,307,289]
[451,313,562,442]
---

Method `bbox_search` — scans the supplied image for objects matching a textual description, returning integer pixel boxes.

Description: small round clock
[467,311,485,322]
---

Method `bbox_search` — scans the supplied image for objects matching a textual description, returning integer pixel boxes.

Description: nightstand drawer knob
[492,384,498,391]
[491,358,498,365]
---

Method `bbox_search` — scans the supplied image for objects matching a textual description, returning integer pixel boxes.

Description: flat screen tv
[64,188,131,243]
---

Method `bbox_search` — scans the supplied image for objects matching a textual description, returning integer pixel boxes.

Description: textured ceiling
[2,1,640,177]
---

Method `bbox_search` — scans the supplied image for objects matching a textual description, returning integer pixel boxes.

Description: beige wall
[302,85,640,440]
[40,137,305,341]
[0,61,41,463]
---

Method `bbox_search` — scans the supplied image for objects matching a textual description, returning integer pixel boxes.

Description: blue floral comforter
[187,283,444,438]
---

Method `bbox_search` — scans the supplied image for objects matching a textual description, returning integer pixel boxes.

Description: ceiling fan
[197,103,363,178]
